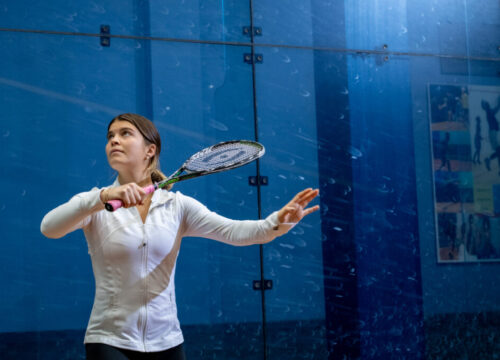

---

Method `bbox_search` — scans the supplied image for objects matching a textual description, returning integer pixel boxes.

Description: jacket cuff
[77,188,107,213]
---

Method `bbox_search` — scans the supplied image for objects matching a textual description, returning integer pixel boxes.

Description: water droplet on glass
[347,146,363,159]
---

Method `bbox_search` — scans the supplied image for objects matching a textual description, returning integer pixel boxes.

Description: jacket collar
[111,177,173,209]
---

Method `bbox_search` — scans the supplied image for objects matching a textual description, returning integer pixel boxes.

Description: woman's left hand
[277,188,320,224]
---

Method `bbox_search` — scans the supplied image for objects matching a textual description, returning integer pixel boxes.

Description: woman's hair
[108,113,173,190]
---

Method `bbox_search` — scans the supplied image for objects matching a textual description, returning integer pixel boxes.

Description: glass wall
[0,1,498,359]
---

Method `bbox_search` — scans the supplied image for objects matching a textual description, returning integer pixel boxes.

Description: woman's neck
[118,169,152,187]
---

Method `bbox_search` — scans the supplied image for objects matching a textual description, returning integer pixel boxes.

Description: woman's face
[105,120,155,173]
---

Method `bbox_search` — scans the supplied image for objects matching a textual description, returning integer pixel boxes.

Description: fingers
[110,183,148,208]
[303,205,320,217]
[129,184,147,207]
[301,188,319,202]
[287,202,319,217]
[294,188,319,207]
[121,185,135,208]
[292,188,313,202]
[278,205,298,223]
[283,205,298,213]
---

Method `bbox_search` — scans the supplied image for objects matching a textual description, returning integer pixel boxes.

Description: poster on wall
[429,84,500,263]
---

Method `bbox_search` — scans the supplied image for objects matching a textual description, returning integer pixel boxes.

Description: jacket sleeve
[40,188,105,239]
[178,192,296,246]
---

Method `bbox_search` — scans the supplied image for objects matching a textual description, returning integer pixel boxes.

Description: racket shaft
[156,168,184,189]
[156,171,199,188]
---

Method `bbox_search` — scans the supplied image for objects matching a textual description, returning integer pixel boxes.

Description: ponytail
[148,156,173,191]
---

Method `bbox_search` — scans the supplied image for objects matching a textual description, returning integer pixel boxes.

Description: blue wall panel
[0,31,141,332]
[0,0,499,359]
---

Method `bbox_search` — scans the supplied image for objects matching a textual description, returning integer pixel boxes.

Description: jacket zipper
[142,222,148,352]
[137,201,156,352]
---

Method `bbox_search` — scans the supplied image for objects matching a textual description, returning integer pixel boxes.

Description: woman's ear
[146,144,156,159]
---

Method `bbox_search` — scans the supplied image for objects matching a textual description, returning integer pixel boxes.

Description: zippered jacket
[40,178,295,352]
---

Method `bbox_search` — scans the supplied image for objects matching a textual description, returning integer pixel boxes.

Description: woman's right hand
[100,183,149,208]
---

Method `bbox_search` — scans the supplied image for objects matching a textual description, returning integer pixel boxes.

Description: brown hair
[108,113,173,190]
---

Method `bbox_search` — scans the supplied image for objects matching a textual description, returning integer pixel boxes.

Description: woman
[40,113,320,360]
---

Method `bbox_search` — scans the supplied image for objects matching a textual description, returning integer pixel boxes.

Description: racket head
[184,140,265,174]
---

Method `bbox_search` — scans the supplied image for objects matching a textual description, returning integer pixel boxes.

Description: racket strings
[186,142,262,172]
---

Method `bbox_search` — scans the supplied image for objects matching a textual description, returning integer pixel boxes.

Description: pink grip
[104,184,157,212]
[106,199,124,212]
[143,184,156,194]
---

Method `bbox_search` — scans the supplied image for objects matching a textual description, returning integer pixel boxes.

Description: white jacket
[40,178,295,352]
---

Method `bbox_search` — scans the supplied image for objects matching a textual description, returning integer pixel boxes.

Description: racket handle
[104,184,157,212]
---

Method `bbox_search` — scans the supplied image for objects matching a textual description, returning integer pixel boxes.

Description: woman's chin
[108,161,126,173]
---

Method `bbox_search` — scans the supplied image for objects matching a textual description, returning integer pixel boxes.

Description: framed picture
[429,84,500,262]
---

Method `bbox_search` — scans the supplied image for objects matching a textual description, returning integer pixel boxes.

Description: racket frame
[155,140,264,189]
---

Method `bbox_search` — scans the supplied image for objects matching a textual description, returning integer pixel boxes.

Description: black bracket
[244,53,263,64]
[249,176,268,186]
[242,26,262,36]
[100,25,111,47]
[375,43,390,65]
[253,279,273,290]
